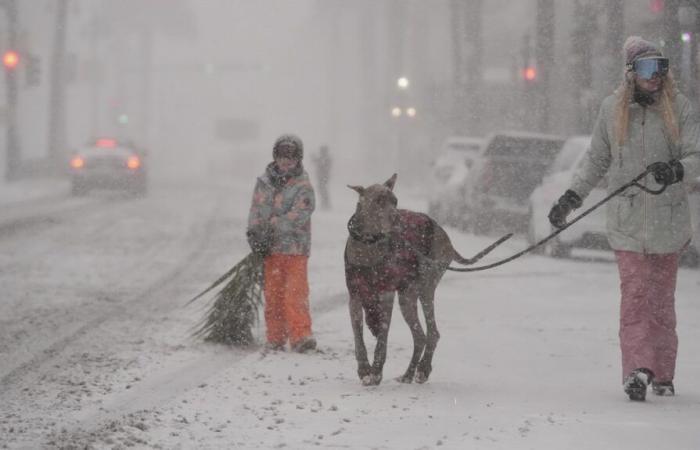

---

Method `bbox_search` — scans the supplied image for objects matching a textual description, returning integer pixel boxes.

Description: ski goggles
[274,145,301,160]
[631,57,669,80]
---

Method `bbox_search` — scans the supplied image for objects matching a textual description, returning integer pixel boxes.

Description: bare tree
[535,0,554,132]
[450,0,483,135]
[570,0,599,134]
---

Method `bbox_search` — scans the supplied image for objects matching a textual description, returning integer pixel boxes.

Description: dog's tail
[449,233,512,268]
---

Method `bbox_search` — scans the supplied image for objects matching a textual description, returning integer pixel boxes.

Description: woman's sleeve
[570,100,613,200]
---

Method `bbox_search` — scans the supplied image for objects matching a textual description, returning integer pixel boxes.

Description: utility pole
[139,27,153,150]
[570,0,598,134]
[450,0,466,135]
[89,1,102,137]
[464,0,483,135]
[520,33,537,131]
[47,0,69,174]
[690,7,700,110]
[603,0,624,94]
[360,0,379,157]
[1,0,20,181]
[662,0,682,82]
[535,0,554,133]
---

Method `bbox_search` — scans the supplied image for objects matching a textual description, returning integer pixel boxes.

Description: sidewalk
[0,176,70,208]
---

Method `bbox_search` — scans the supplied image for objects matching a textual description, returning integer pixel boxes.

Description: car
[527,135,700,267]
[427,136,483,226]
[69,138,148,196]
[462,131,565,234]
[527,135,606,257]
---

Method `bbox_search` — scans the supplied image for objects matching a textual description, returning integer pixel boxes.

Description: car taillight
[96,138,117,148]
[127,156,141,170]
[70,156,85,169]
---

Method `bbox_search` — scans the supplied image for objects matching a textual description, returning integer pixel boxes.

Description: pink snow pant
[615,250,680,383]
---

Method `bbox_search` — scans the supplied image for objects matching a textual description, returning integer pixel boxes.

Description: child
[247,134,317,352]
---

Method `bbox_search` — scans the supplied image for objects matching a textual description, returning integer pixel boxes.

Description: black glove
[548,190,583,229]
[647,160,684,185]
[246,224,273,256]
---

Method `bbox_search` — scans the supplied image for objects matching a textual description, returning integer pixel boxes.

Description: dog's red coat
[345,210,433,336]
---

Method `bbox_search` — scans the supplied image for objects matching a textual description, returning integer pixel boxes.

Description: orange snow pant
[263,254,312,346]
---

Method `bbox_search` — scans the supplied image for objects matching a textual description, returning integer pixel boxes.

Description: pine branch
[190,253,265,346]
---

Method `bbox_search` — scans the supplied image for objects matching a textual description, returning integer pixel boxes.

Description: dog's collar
[347,215,391,245]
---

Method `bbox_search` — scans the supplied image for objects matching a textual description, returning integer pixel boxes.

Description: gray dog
[344,174,509,386]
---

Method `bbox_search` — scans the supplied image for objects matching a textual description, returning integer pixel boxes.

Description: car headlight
[70,156,85,169]
[127,156,141,170]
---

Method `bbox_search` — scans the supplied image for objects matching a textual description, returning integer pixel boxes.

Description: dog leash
[447,168,668,272]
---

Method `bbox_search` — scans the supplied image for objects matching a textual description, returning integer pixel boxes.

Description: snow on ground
[1,176,699,449]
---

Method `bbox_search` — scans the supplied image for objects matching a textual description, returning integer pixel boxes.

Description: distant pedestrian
[312,145,332,210]
[246,134,317,353]
[548,36,700,401]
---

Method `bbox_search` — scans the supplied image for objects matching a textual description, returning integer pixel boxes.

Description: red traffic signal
[522,66,537,82]
[650,0,664,14]
[3,50,20,70]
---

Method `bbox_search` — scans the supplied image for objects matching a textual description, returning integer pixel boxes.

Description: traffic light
[650,0,664,14]
[3,50,20,70]
[25,54,41,87]
[522,65,538,82]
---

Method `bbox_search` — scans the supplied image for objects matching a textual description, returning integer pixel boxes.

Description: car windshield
[477,135,564,201]
[448,142,480,153]
[484,135,562,161]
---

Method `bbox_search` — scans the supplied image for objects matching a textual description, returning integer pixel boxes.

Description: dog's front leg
[349,296,371,381]
[367,292,395,386]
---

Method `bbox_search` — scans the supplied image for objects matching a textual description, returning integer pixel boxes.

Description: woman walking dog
[549,36,700,401]
[247,134,317,353]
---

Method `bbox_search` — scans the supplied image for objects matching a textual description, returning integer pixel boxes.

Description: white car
[427,136,482,225]
[528,135,700,267]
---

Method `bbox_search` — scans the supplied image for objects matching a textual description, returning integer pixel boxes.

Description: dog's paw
[361,373,382,386]
[396,373,414,384]
[414,371,429,384]
[357,366,371,380]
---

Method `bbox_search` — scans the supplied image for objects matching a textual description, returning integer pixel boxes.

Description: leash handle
[448,168,666,272]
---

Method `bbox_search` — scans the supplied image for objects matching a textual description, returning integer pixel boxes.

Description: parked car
[69,137,148,196]
[527,135,700,267]
[427,136,483,225]
[528,135,606,257]
[462,131,565,233]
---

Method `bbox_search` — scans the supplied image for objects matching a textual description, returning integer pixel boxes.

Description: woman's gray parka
[570,92,700,253]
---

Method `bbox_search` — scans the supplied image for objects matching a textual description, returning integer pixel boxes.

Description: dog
[344,174,507,386]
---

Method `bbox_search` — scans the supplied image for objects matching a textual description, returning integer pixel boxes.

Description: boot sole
[627,388,646,401]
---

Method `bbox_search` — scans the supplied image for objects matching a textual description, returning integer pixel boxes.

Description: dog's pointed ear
[347,185,365,196]
[383,173,398,191]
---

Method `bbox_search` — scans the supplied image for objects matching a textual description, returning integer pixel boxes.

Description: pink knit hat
[623,36,662,65]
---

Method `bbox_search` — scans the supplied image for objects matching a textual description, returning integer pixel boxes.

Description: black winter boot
[651,381,675,396]
[623,368,654,401]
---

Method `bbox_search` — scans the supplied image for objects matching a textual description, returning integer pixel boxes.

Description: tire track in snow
[0,194,225,391]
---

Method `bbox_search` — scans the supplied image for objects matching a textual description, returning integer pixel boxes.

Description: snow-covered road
[1,178,699,449]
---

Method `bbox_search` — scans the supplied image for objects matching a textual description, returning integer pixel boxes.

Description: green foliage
[190,253,264,346]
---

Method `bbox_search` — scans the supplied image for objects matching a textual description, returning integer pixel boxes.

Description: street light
[397,76,409,90]
[2,50,19,70]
